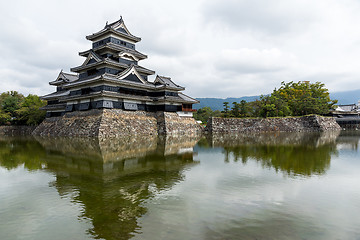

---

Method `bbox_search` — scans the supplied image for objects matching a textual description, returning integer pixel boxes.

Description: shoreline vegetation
[194,81,338,124]
[0,91,46,126]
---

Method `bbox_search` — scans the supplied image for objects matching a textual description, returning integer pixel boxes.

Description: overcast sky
[1,0,360,98]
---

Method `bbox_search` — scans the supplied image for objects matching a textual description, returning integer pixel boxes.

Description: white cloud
[202,0,320,34]
[0,0,360,97]
[216,48,297,73]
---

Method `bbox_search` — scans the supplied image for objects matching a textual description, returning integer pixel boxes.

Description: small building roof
[335,104,357,112]
[154,75,184,90]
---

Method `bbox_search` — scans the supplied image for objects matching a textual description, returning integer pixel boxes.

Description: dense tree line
[0,91,46,126]
[194,81,338,123]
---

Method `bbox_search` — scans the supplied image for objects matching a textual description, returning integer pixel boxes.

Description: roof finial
[105,21,108,28]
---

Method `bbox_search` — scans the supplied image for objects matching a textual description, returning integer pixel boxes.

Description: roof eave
[62,74,155,90]
[105,43,147,59]
[70,60,127,72]
[155,85,185,91]
[86,29,141,42]
[49,81,63,86]
[135,67,155,75]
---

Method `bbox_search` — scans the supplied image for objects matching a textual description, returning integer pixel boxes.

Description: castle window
[87,69,98,76]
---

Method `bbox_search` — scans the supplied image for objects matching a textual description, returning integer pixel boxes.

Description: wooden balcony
[182,108,197,112]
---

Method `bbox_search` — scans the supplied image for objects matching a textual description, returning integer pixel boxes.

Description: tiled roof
[80,43,147,60]
[70,58,128,72]
[103,43,147,59]
[86,17,141,42]
[178,92,199,104]
[134,65,155,75]
[62,73,78,82]
[154,75,184,90]
[41,90,70,100]
[49,71,78,85]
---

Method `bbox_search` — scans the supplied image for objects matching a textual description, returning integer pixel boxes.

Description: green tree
[247,81,337,118]
[16,94,46,125]
[231,102,240,117]
[193,107,221,124]
[0,111,11,125]
[259,94,291,118]
[248,100,262,118]
[239,100,251,117]
[0,91,24,123]
[274,81,337,116]
[222,102,230,118]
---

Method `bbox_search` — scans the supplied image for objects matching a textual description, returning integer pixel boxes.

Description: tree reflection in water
[207,131,342,177]
[0,135,200,240]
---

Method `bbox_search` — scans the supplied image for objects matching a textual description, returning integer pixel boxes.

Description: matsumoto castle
[41,17,198,117]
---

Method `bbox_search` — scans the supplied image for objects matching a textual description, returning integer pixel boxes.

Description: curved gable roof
[117,65,147,84]
[86,17,141,42]
[49,70,78,86]
[81,50,102,66]
[154,75,184,90]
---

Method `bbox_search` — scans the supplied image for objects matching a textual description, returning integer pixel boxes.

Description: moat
[0,131,360,240]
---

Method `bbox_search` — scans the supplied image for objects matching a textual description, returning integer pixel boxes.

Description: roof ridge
[62,72,78,76]
[86,17,141,42]
[158,75,171,79]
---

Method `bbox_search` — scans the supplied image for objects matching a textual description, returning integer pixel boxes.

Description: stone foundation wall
[157,112,203,136]
[98,109,158,138]
[33,109,202,137]
[0,126,36,136]
[32,109,103,137]
[206,115,341,134]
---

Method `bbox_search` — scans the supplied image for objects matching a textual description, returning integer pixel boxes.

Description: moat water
[0,131,360,240]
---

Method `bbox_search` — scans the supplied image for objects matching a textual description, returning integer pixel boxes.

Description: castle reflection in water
[0,131,359,239]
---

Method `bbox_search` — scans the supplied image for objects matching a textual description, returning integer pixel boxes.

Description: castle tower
[41,17,198,118]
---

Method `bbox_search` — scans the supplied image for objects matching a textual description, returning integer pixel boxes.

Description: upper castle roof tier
[79,43,148,60]
[86,17,141,43]
[70,50,155,75]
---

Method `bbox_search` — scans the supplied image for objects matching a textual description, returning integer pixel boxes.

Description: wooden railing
[182,108,197,112]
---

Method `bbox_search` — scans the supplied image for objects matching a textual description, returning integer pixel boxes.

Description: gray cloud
[0,0,360,98]
[202,0,318,35]
[214,48,297,74]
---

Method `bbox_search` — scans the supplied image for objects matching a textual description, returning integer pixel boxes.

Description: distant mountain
[194,96,260,111]
[194,89,360,111]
